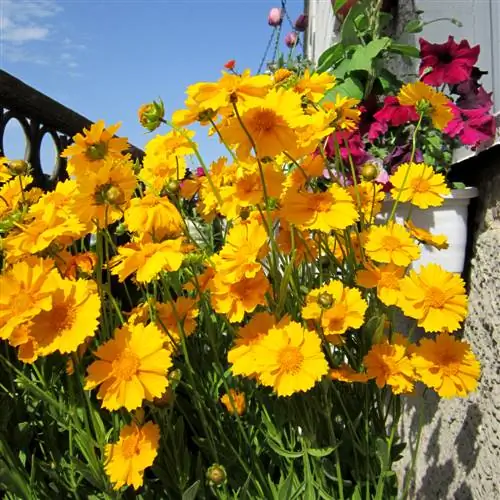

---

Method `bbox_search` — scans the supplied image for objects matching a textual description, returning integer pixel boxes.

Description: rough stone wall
[397,154,500,499]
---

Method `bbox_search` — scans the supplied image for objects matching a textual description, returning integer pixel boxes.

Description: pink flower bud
[285,31,298,48]
[195,167,205,177]
[268,7,283,27]
[294,14,308,32]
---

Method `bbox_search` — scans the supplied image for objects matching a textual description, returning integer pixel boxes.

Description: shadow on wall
[401,397,483,499]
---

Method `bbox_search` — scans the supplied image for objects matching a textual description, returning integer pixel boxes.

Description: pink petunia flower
[445,103,496,147]
[419,36,480,87]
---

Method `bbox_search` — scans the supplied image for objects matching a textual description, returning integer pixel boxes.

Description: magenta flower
[268,7,283,27]
[367,96,418,140]
[445,104,496,147]
[419,36,480,86]
[325,130,368,166]
[195,167,205,177]
[285,32,298,48]
[294,14,308,32]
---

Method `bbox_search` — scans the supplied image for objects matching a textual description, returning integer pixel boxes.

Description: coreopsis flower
[210,271,269,323]
[364,223,420,266]
[302,280,368,338]
[364,341,415,394]
[293,70,336,103]
[85,323,172,411]
[0,156,13,183]
[104,418,160,490]
[348,181,385,220]
[61,120,129,177]
[324,95,361,131]
[171,97,216,127]
[285,31,298,48]
[397,82,453,131]
[109,238,185,283]
[276,221,318,264]
[398,263,468,333]
[0,175,33,220]
[228,312,277,377]
[220,390,246,416]
[268,7,283,27]
[273,68,293,85]
[419,37,479,86]
[211,220,268,282]
[56,251,97,280]
[331,231,364,264]
[281,184,358,233]
[207,464,227,487]
[155,297,199,344]
[125,193,184,241]
[246,321,328,397]
[220,88,307,159]
[294,13,308,32]
[73,157,137,227]
[0,259,58,341]
[411,333,480,398]
[356,262,406,307]
[390,162,450,209]
[140,130,194,191]
[17,278,100,361]
[404,220,448,250]
[29,179,78,222]
[330,364,369,383]
[138,98,165,132]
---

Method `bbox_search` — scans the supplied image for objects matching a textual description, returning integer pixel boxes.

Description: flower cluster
[0,58,482,495]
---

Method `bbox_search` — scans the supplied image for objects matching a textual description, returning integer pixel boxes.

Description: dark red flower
[445,104,496,148]
[367,96,418,140]
[325,130,368,166]
[224,59,236,70]
[294,14,308,32]
[419,36,480,86]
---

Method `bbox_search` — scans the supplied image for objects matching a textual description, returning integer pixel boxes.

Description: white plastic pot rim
[383,186,479,203]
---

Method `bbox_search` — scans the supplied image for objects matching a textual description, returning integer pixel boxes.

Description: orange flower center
[112,349,140,381]
[85,141,107,161]
[51,301,77,333]
[249,109,279,133]
[410,177,430,193]
[315,193,333,212]
[13,292,34,314]
[379,272,399,289]
[121,433,141,459]
[426,287,447,308]
[278,346,304,375]
[382,235,402,251]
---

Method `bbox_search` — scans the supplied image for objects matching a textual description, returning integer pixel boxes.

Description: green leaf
[317,43,345,73]
[306,445,338,458]
[182,480,200,500]
[389,43,420,58]
[278,472,295,500]
[376,438,390,471]
[452,181,466,189]
[323,76,364,101]
[376,68,401,93]
[267,439,304,459]
[349,37,392,72]
[352,484,363,500]
[334,0,348,13]
[404,19,424,33]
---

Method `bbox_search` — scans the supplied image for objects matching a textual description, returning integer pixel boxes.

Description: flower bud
[224,59,236,70]
[268,7,283,27]
[86,142,107,161]
[360,162,379,181]
[285,31,298,48]
[104,185,125,205]
[195,167,206,177]
[294,13,308,32]
[8,159,30,175]
[138,99,165,132]
[166,179,180,194]
[207,464,227,487]
[317,292,334,309]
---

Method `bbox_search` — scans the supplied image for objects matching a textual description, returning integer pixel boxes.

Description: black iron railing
[0,70,143,191]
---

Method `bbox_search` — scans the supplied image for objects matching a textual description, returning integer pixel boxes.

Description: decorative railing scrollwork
[0,70,143,191]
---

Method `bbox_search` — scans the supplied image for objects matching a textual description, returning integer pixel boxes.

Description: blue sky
[1,0,305,174]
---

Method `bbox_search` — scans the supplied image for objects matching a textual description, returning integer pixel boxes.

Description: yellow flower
[0,175,33,220]
[125,193,183,241]
[57,251,98,280]
[276,221,318,264]
[109,238,185,283]
[155,297,199,345]
[220,389,246,416]
[29,179,78,222]
[302,280,368,338]
[0,156,14,183]
[364,341,415,394]
[73,157,137,228]
[249,321,328,397]
[61,120,129,177]
[85,323,172,411]
[397,82,453,130]
[228,312,276,376]
[330,364,369,383]
[364,223,420,266]
[210,271,269,323]
[398,263,467,333]
[356,262,406,306]
[220,88,307,159]
[322,95,361,131]
[281,184,358,233]
[273,68,293,85]
[211,220,268,282]
[105,419,160,490]
[300,154,326,177]
[294,69,336,102]
[18,277,100,361]
[348,181,385,221]
[390,162,450,208]
[0,258,58,341]
[405,220,448,250]
[410,333,480,398]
